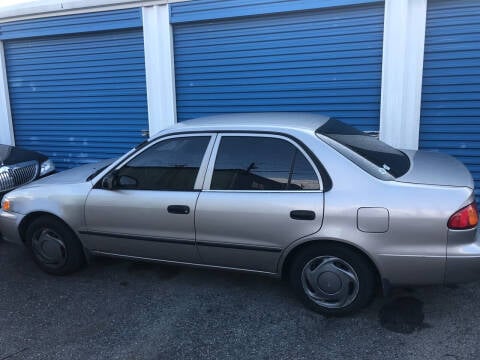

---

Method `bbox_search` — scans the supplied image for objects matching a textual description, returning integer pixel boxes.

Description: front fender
[4,182,92,235]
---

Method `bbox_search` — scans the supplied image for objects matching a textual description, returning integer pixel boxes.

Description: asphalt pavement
[0,241,479,360]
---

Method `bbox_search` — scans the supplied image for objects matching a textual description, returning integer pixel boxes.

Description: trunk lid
[396,150,474,189]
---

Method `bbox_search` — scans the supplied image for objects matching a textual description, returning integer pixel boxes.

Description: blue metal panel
[5,28,148,170]
[419,0,480,201]
[170,0,384,24]
[173,2,384,131]
[0,8,142,40]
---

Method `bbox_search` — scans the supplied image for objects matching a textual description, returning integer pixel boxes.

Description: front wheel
[25,216,85,275]
[289,244,377,316]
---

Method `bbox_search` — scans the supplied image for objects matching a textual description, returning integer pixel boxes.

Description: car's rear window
[316,119,410,178]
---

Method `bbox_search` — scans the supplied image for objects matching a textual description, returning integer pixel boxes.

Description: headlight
[40,159,55,176]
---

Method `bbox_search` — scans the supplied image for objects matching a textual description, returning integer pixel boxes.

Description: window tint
[289,151,321,190]
[317,118,410,178]
[211,136,320,191]
[117,136,210,191]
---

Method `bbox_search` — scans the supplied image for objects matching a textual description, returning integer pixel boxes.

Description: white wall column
[142,4,177,137]
[0,41,14,146]
[379,0,427,150]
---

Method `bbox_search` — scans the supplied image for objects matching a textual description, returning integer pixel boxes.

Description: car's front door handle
[290,210,316,221]
[167,205,190,215]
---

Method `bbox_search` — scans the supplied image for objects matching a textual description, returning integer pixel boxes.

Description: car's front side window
[210,136,320,191]
[116,136,211,191]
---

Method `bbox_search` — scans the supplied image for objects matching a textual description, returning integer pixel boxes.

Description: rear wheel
[25,216,85,275]
[289,243,376,316]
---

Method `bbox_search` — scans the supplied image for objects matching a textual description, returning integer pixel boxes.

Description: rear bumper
[445,228,480,283]
[0,210,24,245]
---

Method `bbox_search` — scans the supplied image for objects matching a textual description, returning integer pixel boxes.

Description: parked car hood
[20,159,114,188]
[396,150,474,189]
[0,144,48,166]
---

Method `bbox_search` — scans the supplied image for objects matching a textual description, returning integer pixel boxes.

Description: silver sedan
[1,113,479,315]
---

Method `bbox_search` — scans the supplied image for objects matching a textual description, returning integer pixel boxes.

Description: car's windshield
[316,119,410,178]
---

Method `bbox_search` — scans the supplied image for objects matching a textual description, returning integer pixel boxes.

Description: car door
[195,133,325,273]
[81,133,216,263]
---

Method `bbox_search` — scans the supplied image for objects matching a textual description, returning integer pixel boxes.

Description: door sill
[90,250,280,277]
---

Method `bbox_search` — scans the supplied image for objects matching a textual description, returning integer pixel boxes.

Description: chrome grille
[0,161,39,192]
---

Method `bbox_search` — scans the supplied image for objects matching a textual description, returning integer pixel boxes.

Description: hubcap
[301,256,359,309]
[31,228,67,268]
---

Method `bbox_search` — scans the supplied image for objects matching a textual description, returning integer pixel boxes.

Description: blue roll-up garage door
[171,1,385,131]
[420,0,480,200]
[2,9,148,170]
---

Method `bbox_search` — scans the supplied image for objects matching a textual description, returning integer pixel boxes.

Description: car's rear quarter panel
[299,133,474,286]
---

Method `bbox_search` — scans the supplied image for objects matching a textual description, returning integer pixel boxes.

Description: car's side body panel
[445,226,480,284]
[319,181,472,285]
[80,133,217,263]
[195,191,324,272]
[276,131,474,285]
[194,132,325,272]
[1,113,479,289]
[81,189,201,263]
[1,182,92,242]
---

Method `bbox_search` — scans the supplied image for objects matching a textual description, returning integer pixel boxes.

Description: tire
[25,215,85,275]
[289,243,376,316]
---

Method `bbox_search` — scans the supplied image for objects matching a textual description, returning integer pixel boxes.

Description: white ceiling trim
[0,0,190,23]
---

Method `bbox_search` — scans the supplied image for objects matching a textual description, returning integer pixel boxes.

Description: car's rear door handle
[290,210,316,220]
[167,205,190,215]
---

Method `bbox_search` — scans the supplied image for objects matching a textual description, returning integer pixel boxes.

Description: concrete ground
[0,241,479,360]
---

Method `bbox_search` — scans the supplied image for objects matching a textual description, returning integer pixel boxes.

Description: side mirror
[101,172,118,190]
[117,175,138,189]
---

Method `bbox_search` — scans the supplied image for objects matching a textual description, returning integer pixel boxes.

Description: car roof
[167,112,331,133]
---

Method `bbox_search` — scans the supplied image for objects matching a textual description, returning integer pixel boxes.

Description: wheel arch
[19,211,76,243]
[279,238,384,293]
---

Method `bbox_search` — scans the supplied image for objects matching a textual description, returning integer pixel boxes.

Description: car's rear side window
[210,136,320,191]
[317,119,410,178]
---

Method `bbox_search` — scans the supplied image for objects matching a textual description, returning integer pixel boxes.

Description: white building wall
[0,0,190,23]
[379,0,428,150]
[143,4,177,136]
[0,41,14,146]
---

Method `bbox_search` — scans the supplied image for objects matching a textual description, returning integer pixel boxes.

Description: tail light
[448,202,479,230]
